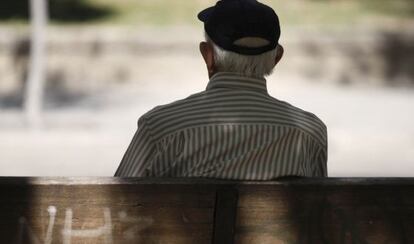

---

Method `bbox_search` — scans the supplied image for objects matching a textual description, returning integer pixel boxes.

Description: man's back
[115,73,327,179]
[115,0,328,179]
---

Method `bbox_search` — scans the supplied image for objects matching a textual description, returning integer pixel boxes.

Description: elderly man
[115,0,327,179]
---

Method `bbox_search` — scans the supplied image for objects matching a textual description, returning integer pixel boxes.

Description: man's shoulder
[270,97,327,144]
[281,99,326,129]
[141,91,208,121]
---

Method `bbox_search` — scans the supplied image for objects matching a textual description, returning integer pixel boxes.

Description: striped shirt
[115,72,328,179]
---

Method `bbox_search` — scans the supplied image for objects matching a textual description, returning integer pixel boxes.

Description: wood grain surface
[0,177,413,244]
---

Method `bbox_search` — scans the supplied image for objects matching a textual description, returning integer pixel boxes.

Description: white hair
[205,33,278,78]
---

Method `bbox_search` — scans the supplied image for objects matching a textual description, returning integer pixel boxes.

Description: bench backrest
[0,177,413,244]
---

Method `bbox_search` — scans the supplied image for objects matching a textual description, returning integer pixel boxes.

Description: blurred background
[0,0,413,177]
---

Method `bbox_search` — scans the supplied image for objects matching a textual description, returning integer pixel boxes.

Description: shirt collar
[206,72,268,94]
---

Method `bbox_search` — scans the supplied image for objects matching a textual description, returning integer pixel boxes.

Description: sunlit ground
[1,49,414,177]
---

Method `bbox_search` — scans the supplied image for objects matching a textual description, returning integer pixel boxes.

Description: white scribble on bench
[17,206,154,244]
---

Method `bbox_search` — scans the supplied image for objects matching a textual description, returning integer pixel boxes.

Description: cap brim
[197,7,214,22]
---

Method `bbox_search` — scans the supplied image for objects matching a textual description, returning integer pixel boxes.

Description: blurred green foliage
[0,0,114,24]
[0,0,412,26]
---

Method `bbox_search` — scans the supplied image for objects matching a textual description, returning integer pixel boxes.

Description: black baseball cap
[198,0,281,55]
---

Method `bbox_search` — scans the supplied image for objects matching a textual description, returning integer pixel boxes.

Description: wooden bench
[0,177,413,244]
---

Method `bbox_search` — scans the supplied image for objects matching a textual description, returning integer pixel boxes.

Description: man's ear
[274,44,284,66]
[199,42,215,77]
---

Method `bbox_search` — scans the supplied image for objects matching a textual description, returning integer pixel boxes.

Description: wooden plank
[234,184,414,244]
[0,178,413,244]
[0,183,216,244]
[1,177,414,186]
